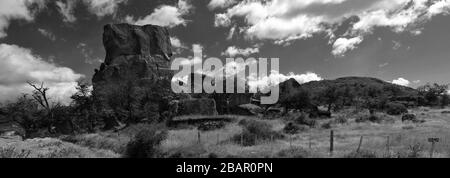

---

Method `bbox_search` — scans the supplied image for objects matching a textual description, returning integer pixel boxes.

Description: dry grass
[159,107,450,158]
[0,137,119,158]
[3,107,450,158]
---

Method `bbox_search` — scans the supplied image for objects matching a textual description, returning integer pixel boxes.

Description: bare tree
[27,81,56,133]
[27,81,51,112]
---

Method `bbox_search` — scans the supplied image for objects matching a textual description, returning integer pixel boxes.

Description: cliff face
[93,23,173,85]
[92,24,175,124]
[102,23,172,65]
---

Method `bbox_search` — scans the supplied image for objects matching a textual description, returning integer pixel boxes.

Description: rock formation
[92,24,175,125]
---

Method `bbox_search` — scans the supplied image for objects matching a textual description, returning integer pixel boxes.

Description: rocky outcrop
[102,23,172,65]
[92,24,175,124]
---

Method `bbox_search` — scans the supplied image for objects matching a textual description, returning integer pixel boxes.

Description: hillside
[280,76,419,100]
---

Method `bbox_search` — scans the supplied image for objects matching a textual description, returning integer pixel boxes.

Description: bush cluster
[125,124,167,158]
[234,119,283,146]
[385,102,408,115]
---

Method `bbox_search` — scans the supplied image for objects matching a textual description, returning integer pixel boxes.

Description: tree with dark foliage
[417,83,449,106]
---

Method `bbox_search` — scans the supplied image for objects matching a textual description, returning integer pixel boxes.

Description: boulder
[177,98,218,116]
[237,104,264,115]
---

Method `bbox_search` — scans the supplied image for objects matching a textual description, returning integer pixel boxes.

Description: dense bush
[283,122,308,134]
[355,114,381,123]
[385,102,408,115]
[125,124,167,158]
[235,119,283,146]
[334,116,348,124]
[401,114,425,123]
[280,89,314,111]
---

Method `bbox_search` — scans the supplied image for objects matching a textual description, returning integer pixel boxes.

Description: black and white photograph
[1,0,450,163]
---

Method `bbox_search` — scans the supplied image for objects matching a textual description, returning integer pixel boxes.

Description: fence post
[356,136,363,153]
[241,134,244,146]
[198,131,201,144]
[386,136,390,155]
[330,130,334,157]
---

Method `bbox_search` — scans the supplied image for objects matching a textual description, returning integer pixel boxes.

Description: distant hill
[279,76,419,100]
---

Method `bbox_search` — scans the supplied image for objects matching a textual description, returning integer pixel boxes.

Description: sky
[1,0,450,104]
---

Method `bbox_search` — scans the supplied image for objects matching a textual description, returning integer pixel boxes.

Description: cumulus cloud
[170,36,188,54]
[0,0,46,38]
[248,71,323,92]
[214,13,231,27]
[0,43,84,104]
[82,0,127,18]
[214,0,450,55]
[126,0,192,28]
[56,0,127,23]
[392,77,410,86]
[208,0,236,10]
[221,46,259,57]
[332,36,363,57]
[37,28,56,41]
[56,0,77,23]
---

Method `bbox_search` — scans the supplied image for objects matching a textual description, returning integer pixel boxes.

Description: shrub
[355,115,379,123]
[125,124,167,158]
[396,143,425,158]
[356,114,381,123]
[386,102,408,115]
[283,122,308,134]
[334,116,348,125]
[234,119,283,146]
[401,114,425,123]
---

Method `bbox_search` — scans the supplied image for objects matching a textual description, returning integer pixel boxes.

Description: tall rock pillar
[92,23,174,125]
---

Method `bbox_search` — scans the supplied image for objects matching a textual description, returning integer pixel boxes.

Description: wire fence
[188,129,450,158]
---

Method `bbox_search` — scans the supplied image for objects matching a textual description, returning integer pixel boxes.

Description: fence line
[193,129,450,158]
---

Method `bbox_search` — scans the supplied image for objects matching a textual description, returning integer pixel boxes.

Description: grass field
[159,107,450,158]
[2,107,450,158]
